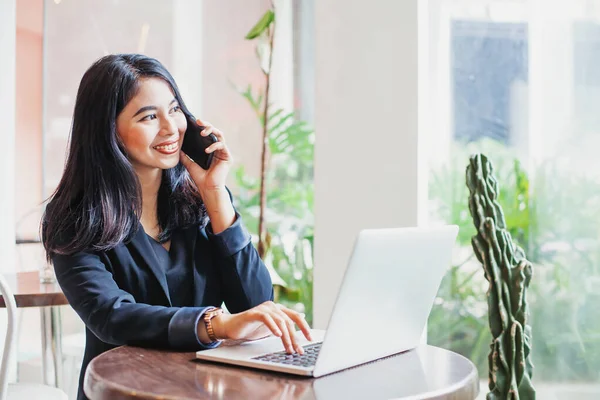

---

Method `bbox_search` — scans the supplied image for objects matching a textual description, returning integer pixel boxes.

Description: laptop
[196,225,458,378]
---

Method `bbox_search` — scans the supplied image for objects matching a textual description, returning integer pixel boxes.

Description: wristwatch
[203,307,223,342]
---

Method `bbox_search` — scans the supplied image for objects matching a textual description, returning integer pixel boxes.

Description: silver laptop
[196,225,458,377]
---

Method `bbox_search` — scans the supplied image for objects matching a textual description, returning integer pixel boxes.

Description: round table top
[85,344,479,400]
[0,271,68,308]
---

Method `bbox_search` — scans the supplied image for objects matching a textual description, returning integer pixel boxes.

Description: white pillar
[0,0,17,384]
[313,0,428,329]
[1,0,16,276]
[270,0,294,115]
[293,0,315,124]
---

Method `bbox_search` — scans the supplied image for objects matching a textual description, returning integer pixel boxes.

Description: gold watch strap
[203,307,223,342]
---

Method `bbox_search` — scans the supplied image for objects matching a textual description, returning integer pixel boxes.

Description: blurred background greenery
[230,6,315,326]
[232,112,314,325]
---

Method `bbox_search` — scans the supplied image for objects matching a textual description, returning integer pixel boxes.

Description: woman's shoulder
[48,224,131,262]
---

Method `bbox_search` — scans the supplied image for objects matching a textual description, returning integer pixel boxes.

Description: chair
[0,273,67,400]
[62,331,85,398]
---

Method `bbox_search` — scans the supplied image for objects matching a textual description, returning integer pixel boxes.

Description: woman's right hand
[212,301,313,354]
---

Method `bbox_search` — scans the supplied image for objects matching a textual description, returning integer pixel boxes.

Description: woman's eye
[141,114,157,121]
[171,105,181,113]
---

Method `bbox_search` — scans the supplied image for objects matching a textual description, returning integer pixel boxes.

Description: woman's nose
[160,115,179,136]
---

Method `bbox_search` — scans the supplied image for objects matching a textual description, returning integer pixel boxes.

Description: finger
[196,118,210,128]
[209,128,226,142]
[273,307,302,353]
[260,314,282,338]
[179,151,195,167]
[272,305,302,354]
[205,141,227,154]
[280,307,313,342]
[272,315,294,354]
[179,151,205,177]
[282,314,303,354]
[200,125,214,137]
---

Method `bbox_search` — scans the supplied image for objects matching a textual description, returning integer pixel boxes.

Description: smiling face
[116,77,187,173]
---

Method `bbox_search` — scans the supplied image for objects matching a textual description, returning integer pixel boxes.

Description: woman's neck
[136,166,162,234]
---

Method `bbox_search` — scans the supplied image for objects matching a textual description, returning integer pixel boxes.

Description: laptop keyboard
[252,342,322,368]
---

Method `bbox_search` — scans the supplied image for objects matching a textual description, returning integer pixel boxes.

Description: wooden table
[84,344,479,399]
[0,270,68,388]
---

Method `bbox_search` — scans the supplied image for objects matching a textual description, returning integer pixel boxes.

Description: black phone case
[181,116,218,170]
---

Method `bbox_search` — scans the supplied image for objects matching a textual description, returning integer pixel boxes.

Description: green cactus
[466,154,536,400]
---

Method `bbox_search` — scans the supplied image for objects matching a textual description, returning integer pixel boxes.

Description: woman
[42,54,311,400]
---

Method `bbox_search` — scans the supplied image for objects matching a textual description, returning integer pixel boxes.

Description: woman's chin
[131,154,180,172]
[155,155,181,170]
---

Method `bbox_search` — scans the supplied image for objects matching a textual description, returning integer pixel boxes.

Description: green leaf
[268,119,314,158]
[268,108,284,123]
[245,10,275,40]
[268,111,295,135]
[240,84,264,113]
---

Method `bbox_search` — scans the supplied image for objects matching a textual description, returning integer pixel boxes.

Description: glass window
[428,0,600,396]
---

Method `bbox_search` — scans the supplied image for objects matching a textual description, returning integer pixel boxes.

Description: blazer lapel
[184,225,206,306]
[130,228,172,306]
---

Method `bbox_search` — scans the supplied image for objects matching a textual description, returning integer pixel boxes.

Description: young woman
[42,53,311,400]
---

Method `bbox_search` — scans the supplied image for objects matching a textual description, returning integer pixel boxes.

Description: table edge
[0,293,69,308]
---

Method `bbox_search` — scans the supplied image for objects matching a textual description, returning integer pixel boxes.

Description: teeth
[154,143,178,151]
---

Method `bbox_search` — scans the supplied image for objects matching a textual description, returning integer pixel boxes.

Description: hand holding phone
[181,115,218,170]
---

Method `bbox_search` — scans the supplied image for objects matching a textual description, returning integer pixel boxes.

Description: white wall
[313,0,428,329]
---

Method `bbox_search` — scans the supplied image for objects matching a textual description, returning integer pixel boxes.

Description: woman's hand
[179,118,232,194]
[213,301,313,354]
[179,118,236,233]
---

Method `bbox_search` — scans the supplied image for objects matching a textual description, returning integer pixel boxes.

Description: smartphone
[181,115,218,170]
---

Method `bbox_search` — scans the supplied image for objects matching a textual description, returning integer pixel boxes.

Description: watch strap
[203,307,223,342]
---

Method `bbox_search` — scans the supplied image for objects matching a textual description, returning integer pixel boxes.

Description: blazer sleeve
[52,251,219,351]
[205,212,274,313]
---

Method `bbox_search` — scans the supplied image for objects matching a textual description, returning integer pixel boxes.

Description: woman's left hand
[180,118,232,194]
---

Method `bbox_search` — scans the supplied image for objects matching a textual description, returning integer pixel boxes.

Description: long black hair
[42,54,206,259]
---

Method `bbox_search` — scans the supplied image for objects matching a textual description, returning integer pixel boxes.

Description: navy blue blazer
[52,213,274,400]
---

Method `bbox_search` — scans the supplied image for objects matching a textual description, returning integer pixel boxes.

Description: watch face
[208,308,221,318]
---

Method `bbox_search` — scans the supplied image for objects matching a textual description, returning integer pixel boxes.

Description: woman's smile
[153,139,179,155]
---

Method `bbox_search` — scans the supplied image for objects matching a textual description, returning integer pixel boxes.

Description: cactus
[466,154,536,400]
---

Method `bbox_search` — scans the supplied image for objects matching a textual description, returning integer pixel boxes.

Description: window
[428,0,600,396]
